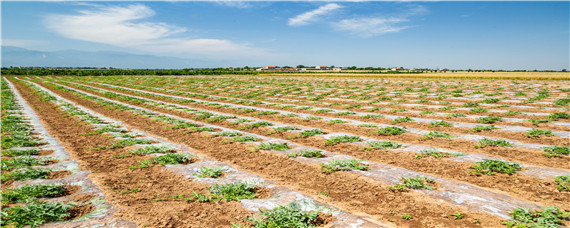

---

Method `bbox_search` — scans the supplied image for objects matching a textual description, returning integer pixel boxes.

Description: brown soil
[313,212,335,227]
[45,159,60,165]
[39,150,55,156]
[61,185,81,197]
[73,193,97,203]
[48,170,72,179]
[253,187,272,199]
[65,203,95,220]
[22,78,510,227]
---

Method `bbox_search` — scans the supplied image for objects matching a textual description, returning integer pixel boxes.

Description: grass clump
[542,146,570,158]
[367,141,401,149]
[287,150,324,158]
[429,121,452,127]
[1,168,52,183]
[392,117,413,123]
[477,116,502,124]
[247,201,323,228]
[0,201,73,228]
[503,206,569,228]
[320,159,367,173]
[1,184,67,204]
[389,175,435,191]
[471,125,498,132]
[470,159,522,176]
[324,135,360,146]
[296,129,326,138]
[462,102,480,107]
[259,142,290,151]
[128,145,176,155]
[195,166,224,178]
[474,138,513,148]
[526,129,553,138]
[207,181,258,202]
[87,126,124,135]
[375,127,406,136]
[362,114,384,119]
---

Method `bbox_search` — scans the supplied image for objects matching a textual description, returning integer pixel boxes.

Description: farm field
[2,75,569,227]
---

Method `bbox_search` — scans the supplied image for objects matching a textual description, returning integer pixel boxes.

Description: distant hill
[1,46,208,68]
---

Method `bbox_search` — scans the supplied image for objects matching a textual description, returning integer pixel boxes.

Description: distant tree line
[0,68,257,76]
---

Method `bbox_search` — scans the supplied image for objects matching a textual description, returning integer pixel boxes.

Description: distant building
[315,65,328,70]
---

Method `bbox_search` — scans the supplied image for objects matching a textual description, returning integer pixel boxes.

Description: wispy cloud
[331,5,427,37]
[214,1,252,9]
[45,4,270,59]
[333,17,409,37]
[288,3,342,26]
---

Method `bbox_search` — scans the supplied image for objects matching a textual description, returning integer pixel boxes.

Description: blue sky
[2,1,569,70]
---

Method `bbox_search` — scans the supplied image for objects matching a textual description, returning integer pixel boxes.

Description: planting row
[19,77,570,227]
[1,78,134,227]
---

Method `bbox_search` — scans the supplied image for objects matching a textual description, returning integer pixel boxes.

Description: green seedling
[422,131,453,139]
[554,174,570,191]
[1,168,52,183]
[470,159,522,176]
[131,153,194,169]
[375,127,406,136]
[320,159,367,173]
[195,166,224,178]
[429,121,452,127]
[0,201,73,228]
[526,129,553,138]
[207,181,258,202]
[471,125,498,132]
[549,112,570,120]
[477,116,502,124]
[542,146,570,157]
[328,119,346,124]
[324,135,360,146]
[232,136,259,143]
[259,142,290,151]
[401,214,413,220]
[128,145,176,155]
[392,117,413,123]
[474,138,513,148]
[451,212,464,220]
[367,141,401,149]
[215,131,242,137]
[469,108,488,113]
[1,156,53,171]
[1,184,67,204]
[447,113,466,118]
[247,201,322,228]
[502,206,569,228]
[287,150,324,158]
[527,118,551,126]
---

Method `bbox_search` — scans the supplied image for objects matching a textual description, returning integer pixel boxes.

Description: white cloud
[215,1,252,9]
[2,39,49,48]
[45,4,270,59]
[288,3,342,26]
[333,17,409,37]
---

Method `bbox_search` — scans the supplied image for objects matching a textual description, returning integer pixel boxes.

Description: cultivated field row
[1,78,135,227]
[14,77,570,226]
[5,75,569,227]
